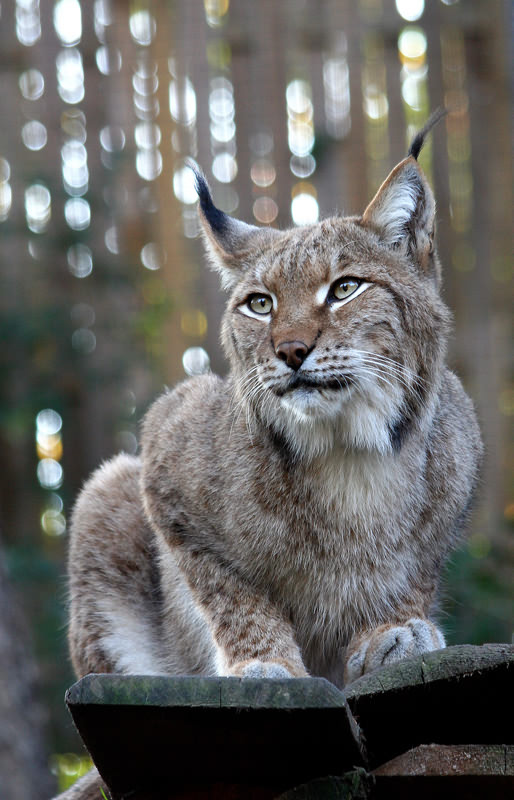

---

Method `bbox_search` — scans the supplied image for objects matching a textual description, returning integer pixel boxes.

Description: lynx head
[190,111,451,458]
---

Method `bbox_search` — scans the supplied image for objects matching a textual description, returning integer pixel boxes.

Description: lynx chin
[68,112,482,695]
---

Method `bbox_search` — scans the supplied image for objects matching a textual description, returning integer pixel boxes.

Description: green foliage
[50,753,93,792]
[442,530,513,646]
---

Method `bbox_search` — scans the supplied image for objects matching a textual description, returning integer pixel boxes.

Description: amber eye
[248,294,273,315]
[330,278,360,302]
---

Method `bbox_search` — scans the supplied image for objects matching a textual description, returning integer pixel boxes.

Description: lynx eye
[331,278,360,301]
[248,294,273,315]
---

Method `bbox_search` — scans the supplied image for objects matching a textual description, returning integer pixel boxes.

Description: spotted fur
[68,118,482,692]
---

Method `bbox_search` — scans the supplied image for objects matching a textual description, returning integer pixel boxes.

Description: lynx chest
[228,448,419,614]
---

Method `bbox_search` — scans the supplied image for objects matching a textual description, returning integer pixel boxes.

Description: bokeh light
[136,149,163,181]
[0,182,12,222]
[64,197,90,230]
[0,158,12,221]
[67,243,93,278]
[22,120,48,151]
[363,87,389,120]
[62,140,89,195]
[129,10,156,46]
[25,183,51,233]
[37,459,63,490]
[290,154,316,179]
[53,0,82,47]
[96,45,122,75]
[36,409,62,436]
[169,77,197,125]
[398,27,427,69]
[141,243,166,270]
[56,49,85,104]
[72,328,96,354]
[100,125,126,153]
[105,226,120,254]
[16,0,41,46]
[173,164,199,204]
[323,55,351,139]
[182,347,210,376]
[204,0,230,28]
[19,68,44,100]
[41,509,67,537]
[252,196,278,225]
[250,160,276,188]
[61,109,87,141]
[395,0,424,22]
[212,152,237,183]
[291,191,319,226]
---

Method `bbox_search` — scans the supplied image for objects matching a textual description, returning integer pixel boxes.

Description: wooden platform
[65,643,513,799]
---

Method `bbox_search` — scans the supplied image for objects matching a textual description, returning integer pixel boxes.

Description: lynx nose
[276,340,309,371]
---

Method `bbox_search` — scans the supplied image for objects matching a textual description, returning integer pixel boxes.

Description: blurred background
[0,0,511,796]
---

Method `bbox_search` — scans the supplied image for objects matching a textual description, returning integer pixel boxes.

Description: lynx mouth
[275,374,353,396]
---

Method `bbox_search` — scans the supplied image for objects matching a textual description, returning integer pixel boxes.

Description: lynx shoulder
[68,112,482,691]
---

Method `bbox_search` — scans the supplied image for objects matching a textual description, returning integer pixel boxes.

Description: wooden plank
[345,643,513,697]
[373,744,514,777]
[277,746,514,799]
[277,769,372,799]
[67,673,354,710]
[370,745,514,799]
[345,644,513,769]
[66,675,364,799]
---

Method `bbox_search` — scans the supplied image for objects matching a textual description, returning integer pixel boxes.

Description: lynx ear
[188,161,279,290]
[361,156,436,266]
[361,110,446,277]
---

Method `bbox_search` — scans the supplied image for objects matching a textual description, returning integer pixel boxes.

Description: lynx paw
[344,618,445,684]
[229,659,304,678]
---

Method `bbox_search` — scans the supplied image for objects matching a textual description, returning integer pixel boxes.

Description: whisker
[357,358,416,388]
[351,366,398,393]
[352,349,428,386]
[350,352,427,400]
[229,365,269,441]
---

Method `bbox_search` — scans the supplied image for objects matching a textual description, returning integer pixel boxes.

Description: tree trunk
[0,534,56,799]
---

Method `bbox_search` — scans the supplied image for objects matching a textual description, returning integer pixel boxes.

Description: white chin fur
[275,384,399,457]
[279,387,346,420]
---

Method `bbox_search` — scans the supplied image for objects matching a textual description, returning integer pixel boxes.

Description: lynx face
[191,146,451,456]
[226,221,442,440]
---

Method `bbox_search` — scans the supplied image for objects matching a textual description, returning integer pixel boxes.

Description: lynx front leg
[175,547,308,679]
[344,618,445,684]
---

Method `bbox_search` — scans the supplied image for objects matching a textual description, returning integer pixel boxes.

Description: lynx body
[68,117,482,689]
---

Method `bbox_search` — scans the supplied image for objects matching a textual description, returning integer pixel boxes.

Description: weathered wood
[277,769,373,799]
[66,675,364,800]
[68,673,350,711]
[345,643,513,768]
[64,644,514,798]
[373,744,514,777]
[370,744,514,799]
[345,643,513,697]
[276,746,514,799]
[50,768,105,800]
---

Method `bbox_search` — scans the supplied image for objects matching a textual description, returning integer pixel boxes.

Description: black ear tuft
[408,107,447,161]
[185,158,229,235]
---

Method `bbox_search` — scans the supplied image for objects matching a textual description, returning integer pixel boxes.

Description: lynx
[67,113,482,707]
